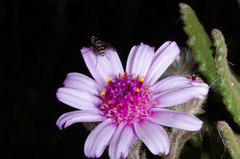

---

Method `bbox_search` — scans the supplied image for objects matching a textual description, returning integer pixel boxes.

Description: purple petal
[56,110,105,129]
[63,72,104,95]
[109,123,137,159]
[145,41,180,84]
[84,119,117,158]
[81,47,124,86]
[134,119,169,155]
[105,48,124,77]
[151,75,192,93]
[57,87,101,110]
[148,108,203,131]
[153,82,209,107]
[126,43,154,77]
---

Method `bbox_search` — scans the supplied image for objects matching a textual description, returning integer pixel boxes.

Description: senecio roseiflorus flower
[56,41,209,159]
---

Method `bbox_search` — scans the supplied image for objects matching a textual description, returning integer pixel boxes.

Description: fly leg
[105,54,111,60]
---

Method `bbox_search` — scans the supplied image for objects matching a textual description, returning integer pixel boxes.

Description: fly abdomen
[99,49,105,56]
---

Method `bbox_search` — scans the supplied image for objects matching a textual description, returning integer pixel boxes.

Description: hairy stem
[212,29,240,125]
[217,121,240,159]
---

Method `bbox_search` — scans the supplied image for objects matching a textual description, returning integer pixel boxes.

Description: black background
[2,0,240,158]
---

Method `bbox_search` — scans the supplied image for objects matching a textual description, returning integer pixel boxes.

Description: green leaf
[179,3,218,90]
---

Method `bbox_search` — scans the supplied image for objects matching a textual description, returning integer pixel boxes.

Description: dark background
[2,0,240,158]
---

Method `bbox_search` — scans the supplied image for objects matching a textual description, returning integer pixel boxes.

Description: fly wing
[91,46,101,56]
[103,42,117,52]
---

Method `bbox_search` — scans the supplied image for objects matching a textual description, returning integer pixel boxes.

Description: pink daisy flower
[56,41,209,159]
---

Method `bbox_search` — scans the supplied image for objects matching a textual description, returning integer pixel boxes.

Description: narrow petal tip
[80,46,90,53]
[150,108,204,131]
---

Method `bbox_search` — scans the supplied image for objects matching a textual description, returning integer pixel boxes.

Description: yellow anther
[138,110,140,113]
[108,100,113,105]
[100,92,106,99]
[138,100,141,106]
[140,77,144,82]
[135,88,140,92]
[103,103,109,107]
[131,97,133,101]
[126,147,129,149]
[118,116,123,120]
[119,73,122,80]
[91,36,95,38]
[104,84,108,90]
[147,94,151,99]
[107,77,112,82]
[90,118,93,121]
[106,113,112,117]
[117,103,122,107]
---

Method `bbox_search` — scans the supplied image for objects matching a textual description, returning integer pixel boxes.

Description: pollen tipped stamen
[100,92,106,99]
[130,74,133,80]
[138,100,141,106]
[117,103,122,107]
[104,84,108,91]
[108,100,114,105]
[124,71,128,80]
[119,73,122,81]
[138,77,144,88]
[100,72,155,125]
[136,75,140,81]
[135,88,140,92]
[107,77,114,88]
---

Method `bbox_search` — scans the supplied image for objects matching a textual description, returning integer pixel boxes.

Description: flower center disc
[100,71,156,125]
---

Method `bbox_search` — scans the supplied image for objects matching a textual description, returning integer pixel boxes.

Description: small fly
[90,36,117,58]
[85,36,116,66]
[82,36,116,66]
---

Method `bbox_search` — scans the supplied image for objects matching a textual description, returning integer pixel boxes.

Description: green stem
[212,29,240,125]
[217,121,240,159]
